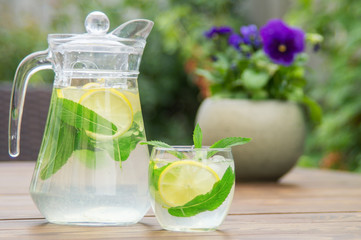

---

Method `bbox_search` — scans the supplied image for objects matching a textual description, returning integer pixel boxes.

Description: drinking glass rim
[152,145,232,152]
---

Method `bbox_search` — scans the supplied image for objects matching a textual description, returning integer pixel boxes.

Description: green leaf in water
[74,129,96,151]
[40,123,77,180]
[59,98,117,135]
[149,161,171,191]
[168,166,235,217]
[98,121,145,165]
[73,149,97,169]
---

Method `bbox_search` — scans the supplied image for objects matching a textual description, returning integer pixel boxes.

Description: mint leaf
[208,137,252,158]
[40,123,77,180]
[73,149,98,169]
[193,124,202,148]
[168,166,235,217]
[59,98,117,135]
[141,141,187,159]
[98,121,145,164]
[210,137,252,149]
[149,161,170,191]
[113,131,143,161]
[141,140,173,149]
[74,129,96,151]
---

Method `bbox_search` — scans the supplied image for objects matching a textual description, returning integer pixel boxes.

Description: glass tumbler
[148,146,235,232]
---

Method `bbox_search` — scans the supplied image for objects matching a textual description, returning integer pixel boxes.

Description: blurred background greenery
[286,0,361,172]
[0,0,360,172]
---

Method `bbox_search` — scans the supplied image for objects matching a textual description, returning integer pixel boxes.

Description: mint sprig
[143,123,251,155]
[39,98,144,179]
[168,166,235,217]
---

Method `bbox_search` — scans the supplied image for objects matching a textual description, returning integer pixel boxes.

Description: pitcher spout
[110,19,154,41]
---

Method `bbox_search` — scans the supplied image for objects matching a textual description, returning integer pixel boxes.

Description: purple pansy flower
[204,26,233,39]
[240,24,262,48]
[260,19,305,66]
[228,33,243,50]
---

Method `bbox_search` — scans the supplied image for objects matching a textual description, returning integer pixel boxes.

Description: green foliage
[287,0,361,171]
[196,31,322,124]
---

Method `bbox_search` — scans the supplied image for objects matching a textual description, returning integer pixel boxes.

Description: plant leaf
[302,95,322,125]
[168,166,235,217]
[242,68,270,90]
[98,121,145,164]
[40,123,77,180]
[141,141,187,159]
[141,140,173,148]
[210,137,252,149]
[149,161,171,191]
[59,98,117,135]
[195,68,216,82]
[193,124,202,148]
[74,129,96,151]
[208,137,251,158]
[114,132,144,162]
[73,149,98,169]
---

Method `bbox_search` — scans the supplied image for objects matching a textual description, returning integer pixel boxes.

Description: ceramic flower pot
[196,98,306,181]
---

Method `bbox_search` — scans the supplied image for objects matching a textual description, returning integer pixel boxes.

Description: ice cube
[208,155,230,178]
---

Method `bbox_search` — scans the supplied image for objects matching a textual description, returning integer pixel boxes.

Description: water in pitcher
[30,78,150,225]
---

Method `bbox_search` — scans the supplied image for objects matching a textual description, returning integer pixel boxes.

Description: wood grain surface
[1,161,360,239]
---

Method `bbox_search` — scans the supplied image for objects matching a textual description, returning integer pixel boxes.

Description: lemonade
[148,147,235,232]
[30,81,150,225]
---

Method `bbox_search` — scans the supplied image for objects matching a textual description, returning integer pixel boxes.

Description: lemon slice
[56,82,101,100]
[158,160,220,207]
[79,89,133,140]
[122,91,141,113]
[56,87,83,102]
[82,82,102,89]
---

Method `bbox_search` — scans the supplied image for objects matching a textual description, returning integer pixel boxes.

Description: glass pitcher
[8,11,153,226]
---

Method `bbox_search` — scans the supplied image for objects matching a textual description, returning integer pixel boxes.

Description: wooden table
[1,161,360,239]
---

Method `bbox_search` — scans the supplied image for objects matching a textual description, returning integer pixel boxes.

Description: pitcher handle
[9,49,52,157]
